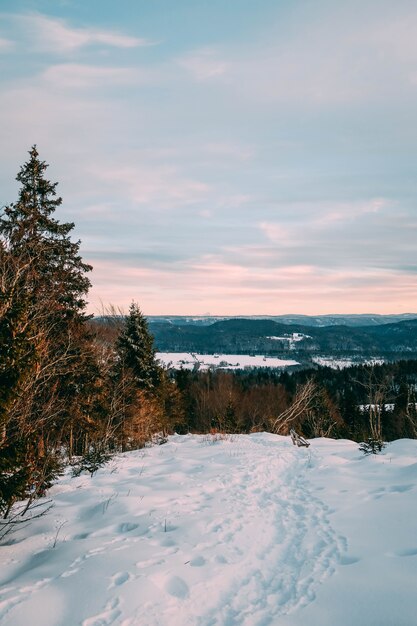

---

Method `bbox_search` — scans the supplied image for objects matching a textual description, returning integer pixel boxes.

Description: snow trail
[138,435,341,626]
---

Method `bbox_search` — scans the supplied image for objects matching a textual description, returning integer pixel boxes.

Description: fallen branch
[290,429,310,448]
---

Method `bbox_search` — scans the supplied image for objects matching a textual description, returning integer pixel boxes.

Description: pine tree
[116,302,161,391]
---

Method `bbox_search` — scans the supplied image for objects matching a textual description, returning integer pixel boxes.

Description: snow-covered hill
[1,435,417,626]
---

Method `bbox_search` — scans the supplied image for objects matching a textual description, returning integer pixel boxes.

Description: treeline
[0,148,184,521]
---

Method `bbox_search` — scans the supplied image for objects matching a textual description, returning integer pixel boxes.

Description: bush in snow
[359,438,386,455]
[71,446,112,477]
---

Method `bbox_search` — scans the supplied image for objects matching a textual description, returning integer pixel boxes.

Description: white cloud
[259,198,390,247]
[42,64,139,88]
[193,7,417,107]
[203,142,254,161]
[313,198,390,227]
[366,11,417,63]
[10,13,154,53]
[0,37,13,51]
[178,48,230,80]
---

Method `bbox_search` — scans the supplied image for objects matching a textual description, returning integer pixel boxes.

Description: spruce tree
[116,302,161,391]
[0,145,92,321]
[0,146,94,515]
[1,146,93,429]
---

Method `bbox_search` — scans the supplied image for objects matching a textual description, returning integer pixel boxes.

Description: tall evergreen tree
[116,302,161,391]
[0,146,94,515]
[0,145,92,321]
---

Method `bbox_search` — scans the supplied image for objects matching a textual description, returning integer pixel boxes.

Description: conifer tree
[0,145,92,321]
[110,303,163,450]
[116,302,161,391]
[0,146,94,515]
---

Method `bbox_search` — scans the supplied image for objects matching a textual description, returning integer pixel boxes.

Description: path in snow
[0,434,344,626]
[173,436,341,626]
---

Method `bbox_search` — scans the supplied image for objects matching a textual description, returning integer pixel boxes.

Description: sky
[1,0,417,316]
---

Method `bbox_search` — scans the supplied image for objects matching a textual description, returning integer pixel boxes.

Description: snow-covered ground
[156,353,299,370]
[1,434,417,626]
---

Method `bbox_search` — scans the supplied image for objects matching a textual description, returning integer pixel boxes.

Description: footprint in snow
[109,571,132,588]
[151,573,189,599]
[73,532,90,540]
[339,555,360,565]
[389,484,413,493]
[214,554,228,564]
[189,555,206,567]
[394,547,417,557]
[82,597,121,626]
[164,575,189,599]
[61,568,80,578]
[117,522,139,533]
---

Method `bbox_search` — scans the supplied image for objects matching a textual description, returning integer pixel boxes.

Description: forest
[148,316,417,357]
[165,360,417,442]
[1,147,417,524]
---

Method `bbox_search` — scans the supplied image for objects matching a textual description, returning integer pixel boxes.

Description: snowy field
[156,353,299,370]
[1,434,417,626]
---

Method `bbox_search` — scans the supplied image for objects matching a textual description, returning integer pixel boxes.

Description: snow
[312,357,355,369]
[267,333,311,343]
[1,435,417,625]
[312,356,385,369]
[265,333,311,351]
[156,352,299,370]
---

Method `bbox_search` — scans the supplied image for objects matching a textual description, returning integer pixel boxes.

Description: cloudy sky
[1,0,417,315]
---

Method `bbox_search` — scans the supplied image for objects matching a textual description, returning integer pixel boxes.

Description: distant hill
[148,317,417,357]
[147,313,417,328]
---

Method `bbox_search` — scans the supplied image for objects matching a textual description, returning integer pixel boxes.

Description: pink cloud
[90,164,210,209]
[259,222,291,244]
[86,259,417,316]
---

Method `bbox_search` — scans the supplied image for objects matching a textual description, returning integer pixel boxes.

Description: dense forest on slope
[147,317,417,356]
[166,360,417,442]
